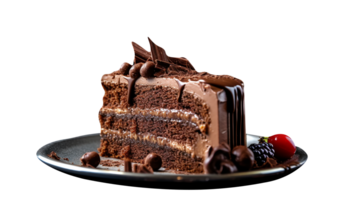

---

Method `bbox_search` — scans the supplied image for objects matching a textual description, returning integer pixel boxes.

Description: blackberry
[248,142,275,166]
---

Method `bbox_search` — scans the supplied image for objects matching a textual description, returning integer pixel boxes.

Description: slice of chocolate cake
[98,38,246,173]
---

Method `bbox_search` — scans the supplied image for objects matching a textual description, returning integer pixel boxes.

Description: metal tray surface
[37,133,307,189]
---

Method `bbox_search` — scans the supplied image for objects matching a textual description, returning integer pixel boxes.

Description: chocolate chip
[118,62,132,75]
[140,61,155,78]
[231,146,255,171]
[204,143,238,174]
[129,63,143,78]
[144,153,162,171]
[80,152,100,168]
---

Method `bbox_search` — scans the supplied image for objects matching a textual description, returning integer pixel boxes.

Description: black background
[33,35,314,193]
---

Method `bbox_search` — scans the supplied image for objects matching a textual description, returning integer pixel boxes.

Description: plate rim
[36,133,308,183]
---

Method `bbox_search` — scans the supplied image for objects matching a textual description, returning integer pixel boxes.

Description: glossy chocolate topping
[144,153,162,171]
[80,152,100,168]
[129,63,143,78]
[174,78,186,102]
[192,76,246,147]
[140,61,155,78]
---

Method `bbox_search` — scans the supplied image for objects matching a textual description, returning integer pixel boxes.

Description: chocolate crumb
[100,160,123,167]
[48,151,60,160]
[63,158,69,161]
[133,164,153,173]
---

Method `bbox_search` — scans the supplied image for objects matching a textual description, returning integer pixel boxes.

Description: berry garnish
[248,142,275,166]
[261,134,296,160]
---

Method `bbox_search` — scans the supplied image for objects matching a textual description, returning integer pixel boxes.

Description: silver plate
[37,133,308,189]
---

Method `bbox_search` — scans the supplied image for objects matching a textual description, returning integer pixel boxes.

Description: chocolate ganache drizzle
[196,77,246,147]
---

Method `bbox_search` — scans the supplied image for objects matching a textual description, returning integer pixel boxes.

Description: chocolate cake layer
[102,75,229,148]
[98,133,204,172]
[99,112,204,143]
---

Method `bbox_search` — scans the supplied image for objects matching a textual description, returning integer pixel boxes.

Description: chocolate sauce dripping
[174,78,186,102]
[123,76,137,106]
[198,78,246,147]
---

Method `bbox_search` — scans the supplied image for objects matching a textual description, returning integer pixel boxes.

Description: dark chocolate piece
[140,61,155,78]
[118,62,132,75]
[80,152,100,168]
[148,38,170,63]
[204,143,238,174]
[144,153,162,171]
[132,42,151,64]
[169,64,189,73]
[124,159,132,172]
[48,151,60,160]
[133,164,154,173]
[168,56,195,70]
[231,146,254,171]
[132,55,146,64]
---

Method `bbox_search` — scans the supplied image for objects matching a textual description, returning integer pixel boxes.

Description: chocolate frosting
[204,143,238,174]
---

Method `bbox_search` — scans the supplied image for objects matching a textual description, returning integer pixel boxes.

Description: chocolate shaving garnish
[132,42,151,64]
[169,57,195,70]
[132,55,146,64]
[148,38,170,63]
[168,64,190,73]
[155,59,171,68]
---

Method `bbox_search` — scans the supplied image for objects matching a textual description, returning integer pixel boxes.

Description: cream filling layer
[100,107,207,133]
[101,128,208,158]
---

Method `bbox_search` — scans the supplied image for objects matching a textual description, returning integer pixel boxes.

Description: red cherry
[265,134,296,160]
